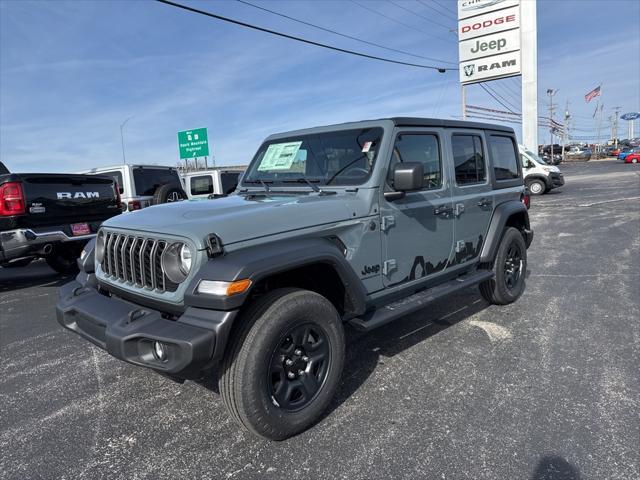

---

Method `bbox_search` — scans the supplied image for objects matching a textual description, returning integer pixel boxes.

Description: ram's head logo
[464,64,475,77]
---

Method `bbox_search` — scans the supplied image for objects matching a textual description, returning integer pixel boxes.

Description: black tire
[526,178,545,195]
[3,257,34,268]
[45,244,82,275]
[152,184,187,205]
[219,288,345,441]
[480,227,527,305]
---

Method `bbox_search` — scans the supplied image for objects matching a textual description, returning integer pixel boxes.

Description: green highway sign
[178,127,209,159]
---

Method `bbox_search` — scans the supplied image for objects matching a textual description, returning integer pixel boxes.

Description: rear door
[448,130,493,268]
[381,128,455,287]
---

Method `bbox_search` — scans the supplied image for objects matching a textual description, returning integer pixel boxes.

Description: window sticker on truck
[257,141,303,171]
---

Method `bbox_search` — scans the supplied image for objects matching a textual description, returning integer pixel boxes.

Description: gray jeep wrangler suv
[57,118,533,440]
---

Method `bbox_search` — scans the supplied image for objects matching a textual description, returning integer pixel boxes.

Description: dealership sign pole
[458,0,538,151]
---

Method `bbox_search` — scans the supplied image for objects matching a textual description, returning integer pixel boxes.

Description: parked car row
[1,161,246,272]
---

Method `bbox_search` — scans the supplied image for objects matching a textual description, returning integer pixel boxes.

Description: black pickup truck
[0,161,121,273]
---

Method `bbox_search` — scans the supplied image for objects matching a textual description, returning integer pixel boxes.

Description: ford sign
[620,112,640,121]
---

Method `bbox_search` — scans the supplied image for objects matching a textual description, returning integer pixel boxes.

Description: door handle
[477,197,493,207]
[434,205,453,217]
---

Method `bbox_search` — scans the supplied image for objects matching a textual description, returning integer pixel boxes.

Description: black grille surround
[100,231,179,293]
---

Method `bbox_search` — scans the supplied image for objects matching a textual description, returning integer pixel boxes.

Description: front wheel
[526,178,545,195]
[219,288,345,440]
[480,227,527,305]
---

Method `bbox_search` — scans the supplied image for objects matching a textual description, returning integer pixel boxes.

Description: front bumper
[56,277,237,377]
[0,227,95,263]
[550,172,565,188]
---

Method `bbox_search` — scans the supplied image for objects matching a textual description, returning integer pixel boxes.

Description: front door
[448,130,493,268]
[381,129,455,287]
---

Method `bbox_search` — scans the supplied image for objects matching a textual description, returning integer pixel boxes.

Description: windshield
[525,149,548,165]
[242,128,384,187]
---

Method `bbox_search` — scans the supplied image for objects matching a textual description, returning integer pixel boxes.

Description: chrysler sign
[458,0,519,20]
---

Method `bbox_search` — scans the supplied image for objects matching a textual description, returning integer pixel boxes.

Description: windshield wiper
[244,179,272,195]
[282,177,321,193]
[325,155,367,185]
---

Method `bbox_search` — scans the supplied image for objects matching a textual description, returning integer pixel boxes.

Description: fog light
[153,341,168,362]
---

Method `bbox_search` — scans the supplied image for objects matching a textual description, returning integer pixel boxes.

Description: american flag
[584,85,601,103]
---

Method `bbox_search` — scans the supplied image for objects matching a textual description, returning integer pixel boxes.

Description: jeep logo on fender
[361,264,380,276]
[57,192,100,199]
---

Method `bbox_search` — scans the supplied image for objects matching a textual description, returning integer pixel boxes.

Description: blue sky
[1,0,638,172]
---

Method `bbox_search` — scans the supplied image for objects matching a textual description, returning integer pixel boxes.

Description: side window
[388,133,442,190]
[490,135,520,180]
[220,172,240,194]
[96,171,124,193]
[452,134,486,185]
[190,175,213,195]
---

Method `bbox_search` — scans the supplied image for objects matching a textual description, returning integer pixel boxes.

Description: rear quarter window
[489,135,520,180]
[133,168,181,196]
[220,172,241,194]
[190,175,213,195]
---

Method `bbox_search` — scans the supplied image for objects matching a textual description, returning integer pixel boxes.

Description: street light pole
[120,116,133,165]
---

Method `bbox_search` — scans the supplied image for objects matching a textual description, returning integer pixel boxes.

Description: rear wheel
[480,227,527,305]
[152,184,187,205]
[219,288,345,440]
[45,244,82,274]
[632,158,638,164]
[526,178,545,195]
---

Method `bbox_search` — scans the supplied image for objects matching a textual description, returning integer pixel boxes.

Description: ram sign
[458,0,521,85]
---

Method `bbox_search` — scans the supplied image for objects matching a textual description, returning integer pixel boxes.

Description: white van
[519,145,565,195]
[180,169,244,200]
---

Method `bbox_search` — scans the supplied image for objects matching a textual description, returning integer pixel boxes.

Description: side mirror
[393,162,423,191]
[384,162,423,201]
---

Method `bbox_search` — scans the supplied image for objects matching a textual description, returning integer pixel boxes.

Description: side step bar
[349,270,494,332]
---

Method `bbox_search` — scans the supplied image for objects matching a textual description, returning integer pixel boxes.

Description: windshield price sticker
[258,141,303,171]
[362,141,372,153]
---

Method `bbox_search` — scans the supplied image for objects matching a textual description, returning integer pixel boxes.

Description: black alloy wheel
[503,243,523,290]
[267,323,331,411]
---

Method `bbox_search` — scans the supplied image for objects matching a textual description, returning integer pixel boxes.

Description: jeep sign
[459,51,520,84]
[459,29,520,62]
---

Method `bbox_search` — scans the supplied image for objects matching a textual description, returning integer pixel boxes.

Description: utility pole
[546,89,557,148]
[562,100,570,163]
[120,116,133,165]
[461,84,467,120]
[612,106,621,148]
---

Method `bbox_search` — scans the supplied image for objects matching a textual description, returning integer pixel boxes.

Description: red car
[624,152,640,163]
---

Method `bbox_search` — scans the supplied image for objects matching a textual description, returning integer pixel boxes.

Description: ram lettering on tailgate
[57,191,100,199]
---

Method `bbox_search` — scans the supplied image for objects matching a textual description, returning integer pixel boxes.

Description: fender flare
[480,200,531,263]
[184,237,367,316]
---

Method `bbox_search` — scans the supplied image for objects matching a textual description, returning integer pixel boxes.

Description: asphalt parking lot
[1,160,638,480]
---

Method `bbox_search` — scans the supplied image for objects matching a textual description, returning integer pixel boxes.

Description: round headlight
[161,242,193,284]
[95,231,105,263]
[179,244,192,275]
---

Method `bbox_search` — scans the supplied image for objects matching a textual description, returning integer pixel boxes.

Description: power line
[156,0,454,72]
[351,0,454,44]
[389,0,454,32]
[236,0,457,65]
[479,83,519,113]
[415,0,457,21]
[484,83,520,112]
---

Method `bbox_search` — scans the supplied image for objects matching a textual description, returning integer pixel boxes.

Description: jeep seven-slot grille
[101,232,178,293]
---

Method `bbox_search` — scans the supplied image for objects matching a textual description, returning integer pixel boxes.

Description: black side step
[349,270,494,332]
